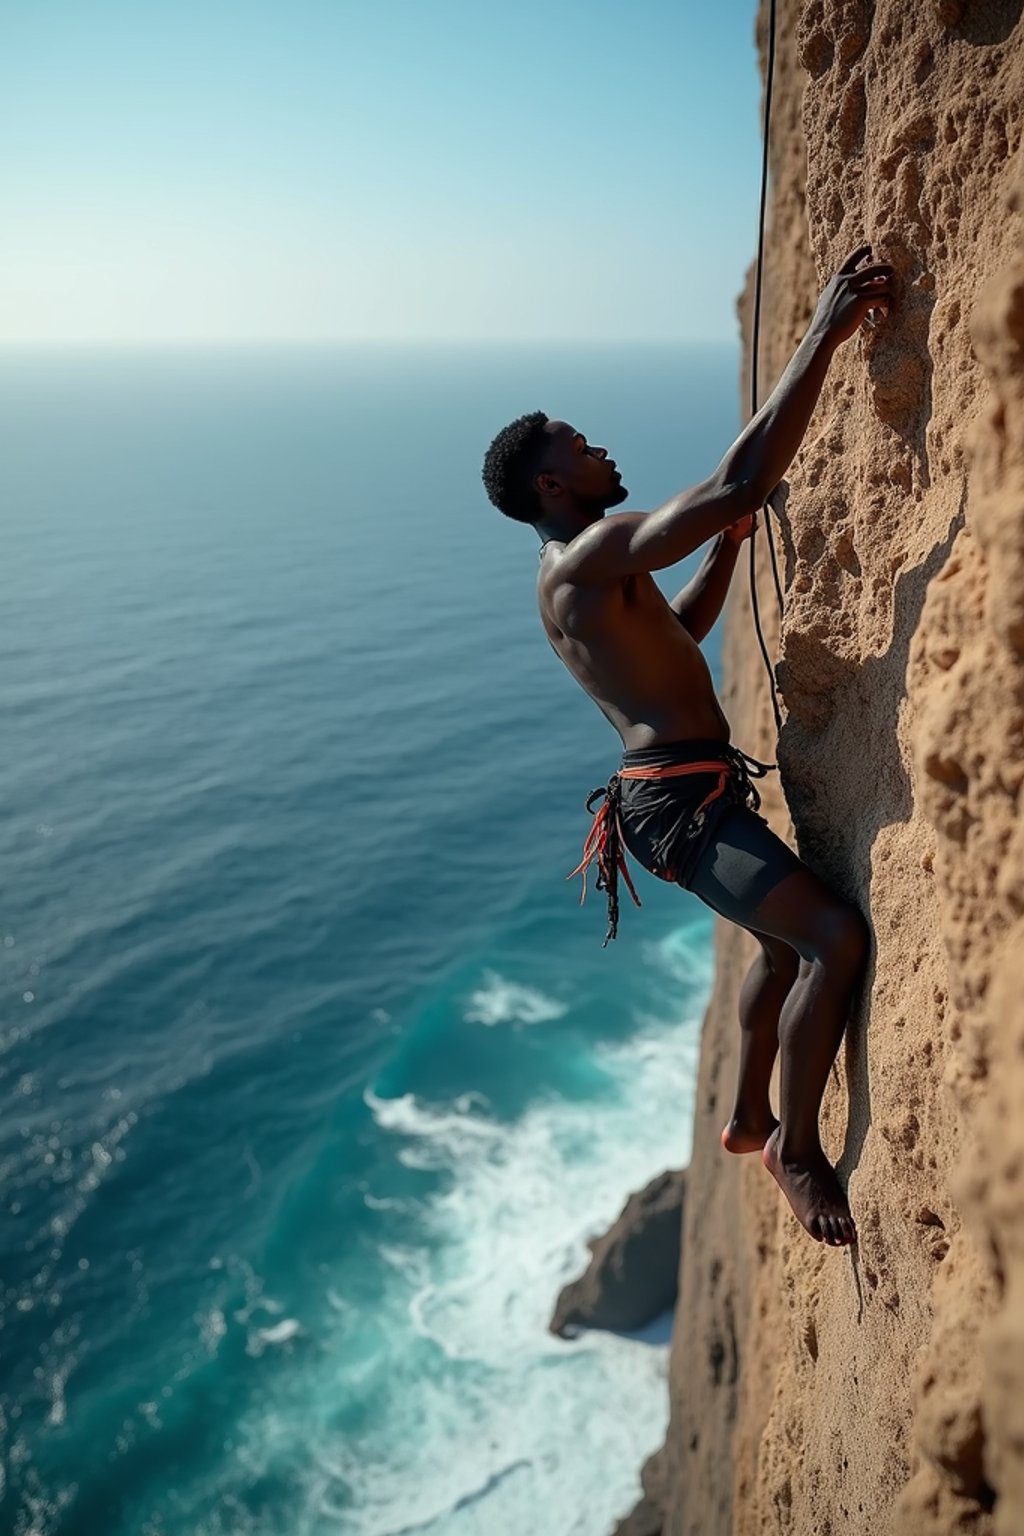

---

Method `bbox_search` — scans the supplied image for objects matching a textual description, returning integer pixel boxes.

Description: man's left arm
[669,513,755,643]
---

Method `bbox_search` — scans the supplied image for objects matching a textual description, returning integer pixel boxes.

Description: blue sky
[0,0,761,345]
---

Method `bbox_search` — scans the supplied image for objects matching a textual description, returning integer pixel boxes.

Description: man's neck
[535,508,603,549]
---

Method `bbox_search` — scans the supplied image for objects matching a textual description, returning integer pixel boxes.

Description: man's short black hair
[481,410,549,524]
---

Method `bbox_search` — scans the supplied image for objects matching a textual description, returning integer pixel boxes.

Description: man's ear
[536,472,561,497]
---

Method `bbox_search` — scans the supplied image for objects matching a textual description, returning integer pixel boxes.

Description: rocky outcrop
[550,1169,685,1337]
[619,4,1024,1532]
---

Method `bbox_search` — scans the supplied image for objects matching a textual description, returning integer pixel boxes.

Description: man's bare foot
[720,1113,779,1154]
[761,1126,857,1245]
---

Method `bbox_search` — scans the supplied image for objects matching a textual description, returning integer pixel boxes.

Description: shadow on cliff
[865,275,937,488]
[950,0,1023,46]
[776,490,967,1187]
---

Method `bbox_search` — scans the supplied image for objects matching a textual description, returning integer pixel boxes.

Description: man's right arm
[557,245,893,586]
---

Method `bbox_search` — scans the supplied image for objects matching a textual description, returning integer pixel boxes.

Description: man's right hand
[813,244,894,347]
[547,245,896,588]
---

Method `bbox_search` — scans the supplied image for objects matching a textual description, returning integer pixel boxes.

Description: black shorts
[617,739,805,927]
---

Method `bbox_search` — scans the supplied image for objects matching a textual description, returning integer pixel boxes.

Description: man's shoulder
[541,511,647,578]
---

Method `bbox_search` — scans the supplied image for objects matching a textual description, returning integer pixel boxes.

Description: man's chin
[608,481,629,506]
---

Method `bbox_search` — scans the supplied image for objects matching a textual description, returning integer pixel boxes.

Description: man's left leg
[721,934,799,1153]
[684,801,869,1244]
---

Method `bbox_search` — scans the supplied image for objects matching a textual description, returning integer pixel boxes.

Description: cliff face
[654,4,1024,1532]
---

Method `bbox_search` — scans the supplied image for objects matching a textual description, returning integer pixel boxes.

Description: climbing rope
[749,0,786,734]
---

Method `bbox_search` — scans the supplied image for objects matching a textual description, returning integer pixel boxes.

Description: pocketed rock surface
[616,3,1024,1532]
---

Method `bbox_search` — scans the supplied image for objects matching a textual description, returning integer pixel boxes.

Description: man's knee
[759,936,800,983]
[813,903,870,976]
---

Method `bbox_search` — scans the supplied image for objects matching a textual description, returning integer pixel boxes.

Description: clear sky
[1,0,762,346]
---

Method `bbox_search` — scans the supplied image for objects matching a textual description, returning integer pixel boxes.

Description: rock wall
[643,4,1024,1532]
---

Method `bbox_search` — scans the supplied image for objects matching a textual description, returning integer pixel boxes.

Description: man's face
[535,420,629,511]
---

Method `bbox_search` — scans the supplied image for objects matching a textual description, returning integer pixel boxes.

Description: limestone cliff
[626,4,1024,1532]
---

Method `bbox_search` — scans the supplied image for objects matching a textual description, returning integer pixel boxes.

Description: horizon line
[0,334,741,352]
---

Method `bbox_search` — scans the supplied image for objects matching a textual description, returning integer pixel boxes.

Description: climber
[480,245,894,1249]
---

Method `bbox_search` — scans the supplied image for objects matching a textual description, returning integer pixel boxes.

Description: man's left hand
[724,509,758,545]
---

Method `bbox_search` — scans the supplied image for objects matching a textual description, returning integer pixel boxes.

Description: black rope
[749,0,785,735]
[723,742,777,808]
[573,14,787,943]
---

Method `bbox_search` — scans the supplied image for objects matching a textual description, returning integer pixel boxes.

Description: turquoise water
[1,343,740,1536]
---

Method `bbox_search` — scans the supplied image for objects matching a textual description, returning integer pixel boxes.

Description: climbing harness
[568,744,776,946]
[750,0,786,734]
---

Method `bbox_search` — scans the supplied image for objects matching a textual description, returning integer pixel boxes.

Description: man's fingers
[840,243,872,273]
[849,263,894,285]
[856,279,894,304]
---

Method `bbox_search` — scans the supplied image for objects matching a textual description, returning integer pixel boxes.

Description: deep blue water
[0,343,740,1536]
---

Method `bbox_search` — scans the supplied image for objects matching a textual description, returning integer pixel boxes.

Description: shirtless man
[480,246,894,1248]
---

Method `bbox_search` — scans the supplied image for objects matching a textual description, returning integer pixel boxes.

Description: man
[480,246,894,1249]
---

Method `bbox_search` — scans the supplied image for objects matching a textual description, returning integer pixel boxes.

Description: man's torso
[537,556,731,751]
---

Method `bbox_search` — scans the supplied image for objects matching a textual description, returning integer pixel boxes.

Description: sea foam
[290,996,706,1536]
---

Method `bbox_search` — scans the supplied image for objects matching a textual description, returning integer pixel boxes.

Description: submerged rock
[549,1168,685,1337]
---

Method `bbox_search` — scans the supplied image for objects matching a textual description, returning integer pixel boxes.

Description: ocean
[0,341,741,1536]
